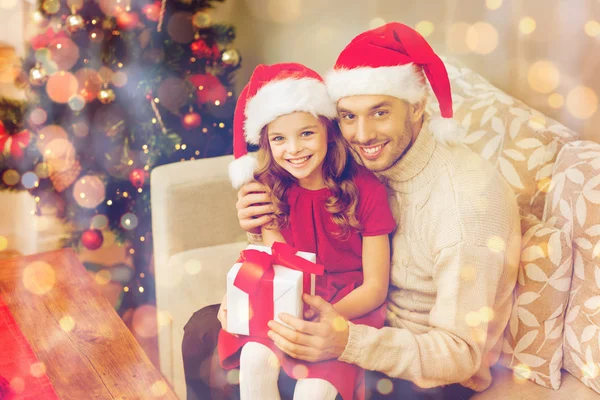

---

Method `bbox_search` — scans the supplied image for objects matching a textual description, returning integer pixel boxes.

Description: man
[183,22,521,400]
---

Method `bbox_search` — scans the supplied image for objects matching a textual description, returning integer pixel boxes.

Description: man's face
[337,95,416,172]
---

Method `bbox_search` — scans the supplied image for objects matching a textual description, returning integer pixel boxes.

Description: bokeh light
[466,22,499,54]
[376,378,394,395]
[167,12,195,43]
[71,121,90,138]
[369,18,386,30]
[34,48,50,63]
[2,169,20,186]
[46,71,79,104]
[486,0,502,10]
[23,261,56,295]
[157,310,172,327]
[111,71,128,87]
[29,108,47,125]
[0,236,7,251]
[91,214,109,229]
[42,0,60,14]
[548,93,564,108]
[34,162,50,179]
[98,0,131,16]
[585,20,600,37]
[267,0,301,24]
[480,307,495,322]
[226,369,240,385]
[291,364,309,379]
[120,213,138,230]
[30,362,46,378]
[95,269,112,285]
[45,139,77,173]
[67,0,84,10]
[447,22,471,54]
[59,315,75,332]
[466,311,481,327]
[75,68,103,102]
[519,17,536,35]
[487,236,506,252]
[567,86,598,119]
[513,363,532,382]
[49,37,80,70]
[68,94,86,111]
[527,60,560,94]
[184,258,202,275]
[132,304,159,338]
[157,76,191,113]
[98,66,114,83]
[73,175,106,209]
[10,377,25,394]
[21,172,39,189]
[151,380,168,397]
[415,21,434,37]
[332,316,347,332]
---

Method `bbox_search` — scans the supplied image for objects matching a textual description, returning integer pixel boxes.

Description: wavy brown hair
[253,115,361,240]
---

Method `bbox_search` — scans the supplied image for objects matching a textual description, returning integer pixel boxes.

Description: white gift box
[226,244,317,336]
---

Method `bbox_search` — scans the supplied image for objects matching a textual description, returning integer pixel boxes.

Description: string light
[140,273,145,278]
[124,286,129,292]
[140,236,145,242]
[123,192,129,198]
[181,144,187,150]
[107,200,113,205]
[139,287,144,293]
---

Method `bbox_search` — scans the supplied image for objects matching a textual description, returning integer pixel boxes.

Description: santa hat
[326,22,463,146]
[229,63,337,188]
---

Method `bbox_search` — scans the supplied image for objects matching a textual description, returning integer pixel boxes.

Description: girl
[218,63,396,400]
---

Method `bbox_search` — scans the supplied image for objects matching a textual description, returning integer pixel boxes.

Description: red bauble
[190,40,217,59]
[129,168,146,188]
[189,74,227,105]
[81,229,103,250]
[142,2,161,21]
[116,12,140,30]
[182,112,202,130]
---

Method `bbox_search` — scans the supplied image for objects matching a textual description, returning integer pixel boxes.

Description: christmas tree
[2,0,240,312]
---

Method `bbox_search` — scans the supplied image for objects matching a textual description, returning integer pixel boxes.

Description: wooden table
[0,249,178,399]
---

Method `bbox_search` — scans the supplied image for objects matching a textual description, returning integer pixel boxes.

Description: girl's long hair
[253,115,361,240]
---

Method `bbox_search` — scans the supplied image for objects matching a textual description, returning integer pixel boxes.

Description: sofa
[151,60,600,399]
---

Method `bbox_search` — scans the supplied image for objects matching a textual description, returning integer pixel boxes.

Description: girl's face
[266,112,328,190]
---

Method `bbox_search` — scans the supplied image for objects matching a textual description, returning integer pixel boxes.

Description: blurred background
[0,0,598,370]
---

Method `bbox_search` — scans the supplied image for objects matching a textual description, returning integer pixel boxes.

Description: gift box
[226,242,324,337]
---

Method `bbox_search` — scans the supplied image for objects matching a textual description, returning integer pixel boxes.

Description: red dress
[218,166,396,400]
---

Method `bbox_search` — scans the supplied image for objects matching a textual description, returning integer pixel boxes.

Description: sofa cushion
[431,59,579,219]
[543,141,600,394]
[500,214,573,389]
[473,365,599,399]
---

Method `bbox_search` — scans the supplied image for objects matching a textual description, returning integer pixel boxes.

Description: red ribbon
[233,242,324,337]
[0,122,30,160]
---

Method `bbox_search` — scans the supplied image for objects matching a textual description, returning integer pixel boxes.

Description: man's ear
[411,99,426,122]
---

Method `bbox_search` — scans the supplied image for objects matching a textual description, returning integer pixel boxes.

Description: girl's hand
[236,181,274,234]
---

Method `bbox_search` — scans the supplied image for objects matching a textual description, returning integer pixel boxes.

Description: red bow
[234,242,324,336]
[30,27,69,50]
[0,121,30,160]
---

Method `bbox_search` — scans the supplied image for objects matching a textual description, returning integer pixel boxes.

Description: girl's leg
[293,378,338,400]
[239,342,281,400]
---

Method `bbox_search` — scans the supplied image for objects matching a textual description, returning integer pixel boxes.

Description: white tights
[239,342,338,400]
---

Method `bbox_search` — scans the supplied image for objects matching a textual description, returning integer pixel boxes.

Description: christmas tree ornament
[98,87,116,104]
[182,111,202,130]
[81,229,104,250]
[116,12,140,31]
[0,122,31,160]
[189,73,227,105]
[129,168,146,188]
[65,13,85,33]
[73,174,106,208]
[192,11,211,29]
[221,48,240,67]
[49,159,81,192]
[142,1,161,22]
[29,65,48,86]
[191,39,213,58]
[42,0,60,14]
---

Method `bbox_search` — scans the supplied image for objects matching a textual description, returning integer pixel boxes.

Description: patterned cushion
[543,141,600,394]
[500,214,573,389]
[429,59,579,220]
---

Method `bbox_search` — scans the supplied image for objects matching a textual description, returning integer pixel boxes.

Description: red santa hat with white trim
[229,63,337,188]
[326,22,463,146]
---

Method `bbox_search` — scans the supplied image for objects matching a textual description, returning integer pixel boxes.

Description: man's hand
[236,181,274,234]
[267,294,350,362]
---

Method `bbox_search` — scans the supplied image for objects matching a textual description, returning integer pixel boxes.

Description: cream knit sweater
[338,121,521,391]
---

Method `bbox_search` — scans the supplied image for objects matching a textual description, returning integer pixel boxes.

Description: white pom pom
[229,154,258,189]
[429,116,466,147]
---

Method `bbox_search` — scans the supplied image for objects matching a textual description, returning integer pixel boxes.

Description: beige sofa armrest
[151,154,247,271]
